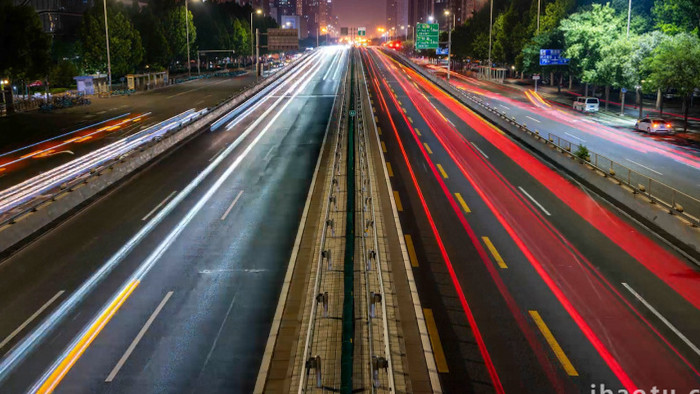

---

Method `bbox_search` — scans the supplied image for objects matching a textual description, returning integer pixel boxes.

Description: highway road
[419,63,700,198]
[362,47,700,393]
[0,73,257,191]
[0,46,347,393]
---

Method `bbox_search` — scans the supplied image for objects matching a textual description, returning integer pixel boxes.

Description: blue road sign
[539,49,570,66]
[436,47,449,55]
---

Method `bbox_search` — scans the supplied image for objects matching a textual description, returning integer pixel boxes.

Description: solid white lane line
[263,147,274,161]
[470,142,489,159]
[220,190,244,221]
[626,159,663,176]
[141,191,178,221]
[499,104,511,110]
[0,291,65,350]
[323,51,339,80]
[518,186,552,216]
[622,283,700,357]
[1,53,324,387]
[105,291,173,382]
[526,115,541,123]
[209,147,226,162]
[564,132,586,142]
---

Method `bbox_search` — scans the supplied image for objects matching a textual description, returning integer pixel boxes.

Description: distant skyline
[334,0,386,37]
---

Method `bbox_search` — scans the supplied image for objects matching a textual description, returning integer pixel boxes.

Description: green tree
[49,60,79,88]
[80,1,144,77]
[0,0,51,81]
[163,6,197,64]
[652,0,700,35]
[645,32,700,130]
[560,3,626,95]
[232,18,251,56]
[134,8,170,69]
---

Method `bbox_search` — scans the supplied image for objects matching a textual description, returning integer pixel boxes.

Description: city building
[14,0,93,36]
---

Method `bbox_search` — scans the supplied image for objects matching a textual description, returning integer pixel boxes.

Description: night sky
[334,0,386,38]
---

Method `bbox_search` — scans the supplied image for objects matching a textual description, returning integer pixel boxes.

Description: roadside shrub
[575,145,590,161]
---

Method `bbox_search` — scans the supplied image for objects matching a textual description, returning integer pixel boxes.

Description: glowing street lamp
[250,9,262,72]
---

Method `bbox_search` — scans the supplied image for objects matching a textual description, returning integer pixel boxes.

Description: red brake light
[666,123,672,128]
[652,123,658,128]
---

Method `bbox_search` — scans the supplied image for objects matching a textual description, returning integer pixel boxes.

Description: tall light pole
[537,0,541,34]
[185,0,193,77]
[444,10,454,82]
[487,0,493,80]
[251,8,262,70]
[102,0,112,93]
[626,0,632,38]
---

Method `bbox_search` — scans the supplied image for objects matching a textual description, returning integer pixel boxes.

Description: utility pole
[250,8,261,71]
[185,0,191,77]
[487,0,493,80]
[102,0,112,93]
[317,27,319,47]
[626,0,632,38]
[256,28,260,81]
[444,10,454,82]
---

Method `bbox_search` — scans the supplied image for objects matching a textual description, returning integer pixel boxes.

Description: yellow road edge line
[481,236,507,269]
[386,162,394,177]
[454,193,471,213]
[436,164,448,179]
[404,234,419,268]
[529,310,579,376]
[381,141,387,153]
[38,280,140,393]
[423,308,449,373]
[423,143,433,155]
[393,191,403,212]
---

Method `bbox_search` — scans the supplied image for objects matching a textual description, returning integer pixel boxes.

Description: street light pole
[487,0,493,80]
[185,0,191,77]
[250,9,262,71]
[626,0,632,38]
[537,0,541,34]
[444,11,454,82]
[102,0,112,93]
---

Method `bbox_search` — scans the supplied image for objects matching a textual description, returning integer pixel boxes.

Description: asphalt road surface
[418,63,700,198]
[0,73,256,190]
[0,47,347,393]
[362,47,700,393]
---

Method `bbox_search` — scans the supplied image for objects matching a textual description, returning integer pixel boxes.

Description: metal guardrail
[391,51,700,227]
[298,51,349,393]
[479,98,700,227]
[0,53,313,231]
[356,48,396,392]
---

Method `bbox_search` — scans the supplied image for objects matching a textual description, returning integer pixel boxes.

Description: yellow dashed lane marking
[423,308,449,373]
[529,310,579,376]
[481,236,507,269]
[381,141,387,153]
[454,193,471,213]
[386,162,393,177]
[404,235,419,267]
[437,164,448,179]
[393,191,403,211]
[423,143,433,155]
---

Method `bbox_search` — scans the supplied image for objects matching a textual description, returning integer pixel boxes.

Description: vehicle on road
[635,117,675,134]
[572,97,599,113]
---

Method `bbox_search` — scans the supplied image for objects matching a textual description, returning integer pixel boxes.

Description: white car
[572,97,599,113]
[635,118,674,134]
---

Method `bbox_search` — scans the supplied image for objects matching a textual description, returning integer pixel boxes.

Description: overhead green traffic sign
[358,27,366,36]
[416,23,439,50]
